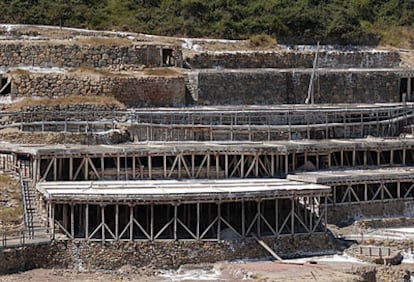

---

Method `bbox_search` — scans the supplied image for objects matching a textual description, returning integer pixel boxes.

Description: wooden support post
[309,197,313,233]
[216,154,220,178]
[291,198,295,235]
[352,150,356,166]
[53,157,57,181]
[124,154,128,181]
[364,183,368,201]
[316,153,319,169]
[377,151,381,166]
[224,153,228,178]
[240,154,244,178]
[115,204,119,240]
[174,204,178,240]
[132,154,136,179]
[257,201,261,237]
[117,154,120,180]
[285,154,289,175]
[129,205,134,241]
[101,156,105,180]
[69,157,73,180]
[217,203,221,241]
[324,196,327,232]
[163,154,167,178]
[241,200,245,238]
[33,157,38,182]
[205,153,210,178]
[85,204,89,241]
[397,181,401,199]
[364,151,367,167]
[192,153,195,178]
[178,153,182,179]
[304,151,308,167]
[328,152,331,168]
[63,204,68,235]
[148,155,152,179]
[71,203,75,239]
[275,199,279,235]
[84,156,89,180]
[101,205,105,242]
[403,148,406,165]
[196,202,200,240]
[51,203,55,240]
[271,154,275,177]
[150,204,154,241]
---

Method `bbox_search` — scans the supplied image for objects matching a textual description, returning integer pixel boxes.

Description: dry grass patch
[0,206,23,225]
[0,174,22,226]
[69,66,131,77]
[248,34,278,49]
[75,36,133,47]
[7,68,31,75]
[379,26,414,49]
[143,68,182,76]
[8,96,126,111]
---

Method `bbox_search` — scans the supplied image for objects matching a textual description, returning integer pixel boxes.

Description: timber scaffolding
[37,179,329,241]
[1,103,414,141]
[0,141,332,242]
[289,167,414,206]
[289,167,414,223]
[3,138,414,182]
[4,104,414,244]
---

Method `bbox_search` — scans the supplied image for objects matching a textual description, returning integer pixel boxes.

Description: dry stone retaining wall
[7,72,186,107]
[0,234,335,273]
[328,200,407,224]
[0,42,182,68]
[5,68,403,106]
[197,69,401,105]
[187,50,400,69]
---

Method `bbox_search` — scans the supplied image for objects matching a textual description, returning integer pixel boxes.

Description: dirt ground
[0,259,369,282]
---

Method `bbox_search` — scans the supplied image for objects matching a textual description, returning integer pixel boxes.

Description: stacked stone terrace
[1,25,414,268]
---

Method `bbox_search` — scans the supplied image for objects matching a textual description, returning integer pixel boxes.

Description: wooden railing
[0,223,27,248]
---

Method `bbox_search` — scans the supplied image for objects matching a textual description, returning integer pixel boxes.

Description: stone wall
[0,131,131,145]
[0,233,335,273]
[186,50,400,69]
[114,76,186,107]
[0,243,50,274]
[7,71,186,107]
[327,200,406,224]
[0,42,182,69]
[196,69,402,105]
[5,66,407,107]
[355,217,414,230]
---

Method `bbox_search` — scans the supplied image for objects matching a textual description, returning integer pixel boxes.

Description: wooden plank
[253,234,283,262]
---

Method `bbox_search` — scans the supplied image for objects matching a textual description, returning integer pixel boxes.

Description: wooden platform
[37,178,330,203]
[288,167,414,184]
